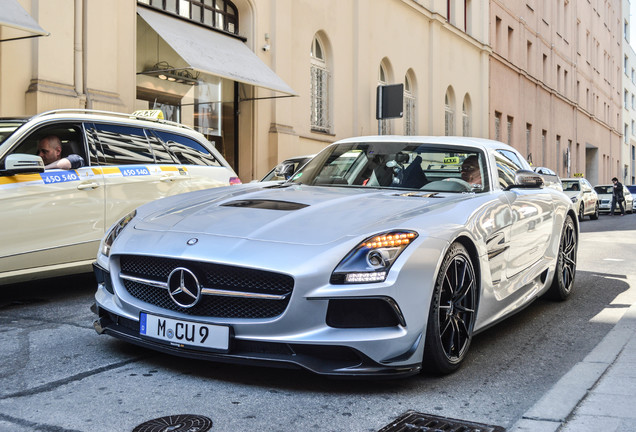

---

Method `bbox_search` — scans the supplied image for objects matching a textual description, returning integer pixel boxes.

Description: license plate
[139,312,229,351]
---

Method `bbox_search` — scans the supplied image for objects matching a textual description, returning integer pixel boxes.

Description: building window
[541,130,547,166]
[404,73,416,136]
[506,116,513,145]
[138,0,239,35]
[462,95,471,137]
[526,123,532,163]
[310,35,331,133]
[445,88,455,136]
[495,111,502,141]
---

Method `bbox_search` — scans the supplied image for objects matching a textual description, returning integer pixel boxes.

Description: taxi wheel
[590,203,599,220]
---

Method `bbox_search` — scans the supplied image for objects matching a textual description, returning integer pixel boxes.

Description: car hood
[133,184,465,245]
[563,191,580,199]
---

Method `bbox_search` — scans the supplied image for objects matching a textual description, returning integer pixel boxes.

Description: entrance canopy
[137,7,296,96]
[0,0,49,42]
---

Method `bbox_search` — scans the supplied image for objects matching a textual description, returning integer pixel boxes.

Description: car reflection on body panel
[93,136,578,378]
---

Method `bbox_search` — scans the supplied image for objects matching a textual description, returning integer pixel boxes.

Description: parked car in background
[626,185,636,196]
[261,155,314,181]
[93,136,578,378]
[533,166,563,191]
[561,178,599,221]
[0,109,240,284]
[594,184,634,214]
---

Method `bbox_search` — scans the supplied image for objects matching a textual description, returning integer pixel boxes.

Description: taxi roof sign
[132,110,164,120]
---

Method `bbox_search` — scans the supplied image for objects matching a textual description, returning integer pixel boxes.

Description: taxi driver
[37,135,85,170]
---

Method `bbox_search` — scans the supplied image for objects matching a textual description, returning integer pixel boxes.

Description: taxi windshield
[0,120,25,145]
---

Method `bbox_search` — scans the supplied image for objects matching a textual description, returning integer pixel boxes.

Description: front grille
[118,255,294,319]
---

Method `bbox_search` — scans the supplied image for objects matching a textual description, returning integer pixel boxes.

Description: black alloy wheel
[545,215,577,300]
[578,203,585,222]
[423,242,477,374]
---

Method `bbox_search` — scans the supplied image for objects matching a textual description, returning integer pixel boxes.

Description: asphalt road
[1,213,635,432]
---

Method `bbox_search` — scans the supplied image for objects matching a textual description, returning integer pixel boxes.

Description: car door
[581,179,595,213]
[87,122,193,228]
[496,150,555,279]
[150,129,239,191]
[0,123,104,278]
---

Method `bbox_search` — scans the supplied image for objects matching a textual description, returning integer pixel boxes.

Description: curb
[509,301,636,432]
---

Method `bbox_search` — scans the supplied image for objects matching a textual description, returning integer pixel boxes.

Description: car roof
[332,135,518,152]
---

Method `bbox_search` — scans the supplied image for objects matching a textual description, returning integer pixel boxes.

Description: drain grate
[133,414,212,432]
[378,410,505,432]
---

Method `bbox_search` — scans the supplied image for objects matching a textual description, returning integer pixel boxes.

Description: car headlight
[570,196,577,203]
[330,231,418,284]
[101,210,136,257]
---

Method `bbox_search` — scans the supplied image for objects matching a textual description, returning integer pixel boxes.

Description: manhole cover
[378,410,505,432]
[133,414,212,432]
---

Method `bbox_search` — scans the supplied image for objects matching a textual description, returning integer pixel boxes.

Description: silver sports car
[92,136,578,377]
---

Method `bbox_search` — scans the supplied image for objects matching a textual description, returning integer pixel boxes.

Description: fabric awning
[137,7,296,96]
[0,0,49,42]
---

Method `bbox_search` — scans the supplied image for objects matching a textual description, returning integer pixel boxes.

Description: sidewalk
[510,300,636,431]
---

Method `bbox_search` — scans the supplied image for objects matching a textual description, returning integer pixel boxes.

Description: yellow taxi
[0,109,240,284]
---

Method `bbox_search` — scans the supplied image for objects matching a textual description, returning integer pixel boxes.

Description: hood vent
[221,199,309,211]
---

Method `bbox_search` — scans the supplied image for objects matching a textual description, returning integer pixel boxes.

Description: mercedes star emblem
[167,267,201,308]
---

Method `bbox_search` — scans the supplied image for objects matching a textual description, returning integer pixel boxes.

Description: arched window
[310,34,331,133]
[404,73,416,135]
[445,87,455,136]
[139,0,239,35]
[462,94,472,137]
[378,61,392,135]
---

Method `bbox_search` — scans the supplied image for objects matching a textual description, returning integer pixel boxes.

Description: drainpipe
[74,0,86,107]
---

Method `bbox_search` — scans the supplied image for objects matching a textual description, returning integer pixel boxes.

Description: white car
[594,184,634,214]
[93,136,578,377]
[260,155,314,182]
[561,178,599,221]
[0,109,240,284]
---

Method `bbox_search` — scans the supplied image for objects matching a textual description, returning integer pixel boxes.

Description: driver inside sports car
[460,155,482,187]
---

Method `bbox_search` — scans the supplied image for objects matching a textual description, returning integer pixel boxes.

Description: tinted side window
[93,124,154,165]
[495,151,522,189]
[146,132,177,164]
[152,130,221,167]
[498,149,524,168]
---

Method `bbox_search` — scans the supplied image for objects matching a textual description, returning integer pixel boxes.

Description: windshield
[562,180,581,191]
[0,120,26,145]
[289,141,488,193]
[594,186,613,194]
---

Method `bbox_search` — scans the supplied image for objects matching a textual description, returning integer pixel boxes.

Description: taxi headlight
[570,196,577,203]
[101,210,136,257]
[330,231,418,284]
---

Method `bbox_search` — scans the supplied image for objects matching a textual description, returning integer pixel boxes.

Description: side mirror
[274,162,295,180]
[506,169,544,190]
[0,154,45,176]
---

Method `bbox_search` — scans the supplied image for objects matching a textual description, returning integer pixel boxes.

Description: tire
[578,203,585,222]
[590,202,599,220]
[544,215,577,301]
[423,242,477,374]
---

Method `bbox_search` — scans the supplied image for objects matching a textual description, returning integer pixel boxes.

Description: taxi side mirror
[0,154,45,176]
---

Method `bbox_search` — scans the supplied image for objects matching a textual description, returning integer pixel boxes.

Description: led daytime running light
[362,232,416,249]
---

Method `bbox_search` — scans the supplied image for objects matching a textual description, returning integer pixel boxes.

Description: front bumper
[92,304,420,378]
[91,253,434,378]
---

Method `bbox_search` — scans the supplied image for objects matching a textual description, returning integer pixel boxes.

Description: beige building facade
[490,0,623,186]
[0,0,489,181]
[622,0,636,184]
